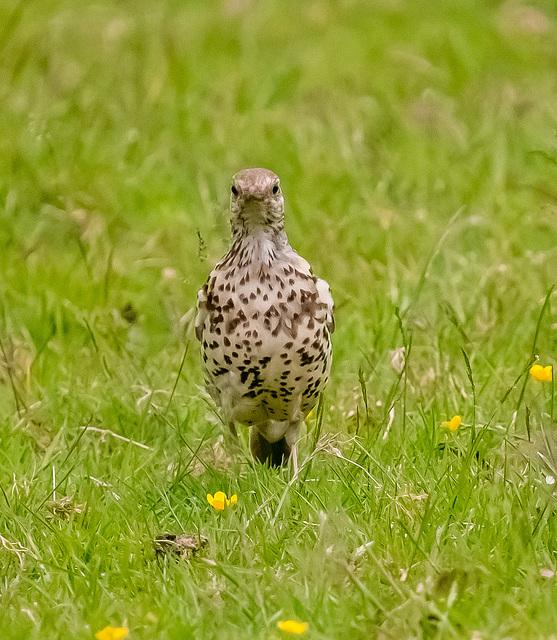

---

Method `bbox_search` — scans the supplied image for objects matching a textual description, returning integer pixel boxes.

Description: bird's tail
[250,428,291,467]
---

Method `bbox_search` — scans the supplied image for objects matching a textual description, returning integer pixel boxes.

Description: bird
[195,168,334,470]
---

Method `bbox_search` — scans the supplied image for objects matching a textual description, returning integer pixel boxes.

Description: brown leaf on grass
[46,496,86,520]
[154,533,208,560]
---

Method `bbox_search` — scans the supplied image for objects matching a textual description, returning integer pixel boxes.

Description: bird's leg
[224,420,243,455]
[228,421,238,438]
[291,442,298,476]
[285,418,301,476]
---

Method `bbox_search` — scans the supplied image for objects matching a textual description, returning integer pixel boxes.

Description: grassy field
[1,0,557,638]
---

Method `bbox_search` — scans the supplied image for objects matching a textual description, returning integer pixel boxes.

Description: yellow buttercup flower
[530,364,552,382]
[95,627,129,640]
[442,415,461,431]
[207,491,237,511]
[278,620,308,634]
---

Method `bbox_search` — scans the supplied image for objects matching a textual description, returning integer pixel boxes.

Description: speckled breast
[200,261,332,425]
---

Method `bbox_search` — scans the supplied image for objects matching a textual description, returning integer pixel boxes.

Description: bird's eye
[231,185,238,196]
[272,184,280,195]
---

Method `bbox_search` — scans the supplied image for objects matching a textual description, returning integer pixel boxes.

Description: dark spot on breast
[225,317,241,333]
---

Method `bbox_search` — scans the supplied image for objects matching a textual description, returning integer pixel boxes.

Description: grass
[1,0,557,637]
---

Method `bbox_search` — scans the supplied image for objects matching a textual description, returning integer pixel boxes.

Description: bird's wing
[287,248,335,334]
[315,277,335,334]
[194,286,207,342]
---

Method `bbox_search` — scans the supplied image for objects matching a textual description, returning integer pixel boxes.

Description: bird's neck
[225,227,288,269]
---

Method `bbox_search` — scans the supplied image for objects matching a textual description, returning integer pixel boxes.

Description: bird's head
[229,168,284,236]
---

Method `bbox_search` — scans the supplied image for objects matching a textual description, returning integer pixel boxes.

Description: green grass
[1,0,557,637]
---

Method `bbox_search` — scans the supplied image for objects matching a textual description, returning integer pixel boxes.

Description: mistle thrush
[195,168,334,468]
